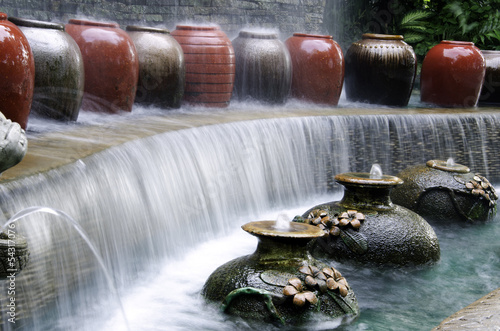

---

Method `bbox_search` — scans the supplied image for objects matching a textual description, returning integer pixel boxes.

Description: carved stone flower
[465,175,498,207]
[322,267,349,297]
[283,277,318,307]
[299,265,328,293]
[305,209,365,236]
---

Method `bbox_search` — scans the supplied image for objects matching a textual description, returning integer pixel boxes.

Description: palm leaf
[400,10,432,25]
[402,32,426,44]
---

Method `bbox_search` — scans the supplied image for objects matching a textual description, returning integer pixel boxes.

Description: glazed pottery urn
[344,33,416,107]
[171,25,234,107]
[391,160,498,223]
[9,17,84,121]
[66,19,139,113]
[479,50,500,104]
[420,41,485,107]
[127,25,185,109]
[202,220,359,327]
[232,30,292,104]
[0,12,35,129]
[285,33,344,106]
[296,172,440,266]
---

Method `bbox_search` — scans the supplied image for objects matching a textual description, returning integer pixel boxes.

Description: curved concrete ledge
[2,106,499,182]
[433,288,500,330]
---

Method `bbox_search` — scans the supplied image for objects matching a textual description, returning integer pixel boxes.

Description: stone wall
[0,0,326,38]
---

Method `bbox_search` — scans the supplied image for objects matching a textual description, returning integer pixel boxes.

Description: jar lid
[126,25,169,34]
[68,19,119,28]
[9,17,64,31]
[426,159,470,173]
[362,33,404,41]
[242,220,325,239]
[238,30,278,39]
[292,33,333,40]
[335,172,403,186]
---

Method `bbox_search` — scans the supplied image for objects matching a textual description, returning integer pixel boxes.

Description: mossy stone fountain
[202,220,359,326]
[391,159,498,223]
[296,168,440,266]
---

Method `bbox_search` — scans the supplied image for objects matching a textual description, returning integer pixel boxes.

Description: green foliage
[323,0,500,60]
[400,1,500,60]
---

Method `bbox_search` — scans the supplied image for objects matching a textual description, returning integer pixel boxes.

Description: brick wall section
[0,0,326,38]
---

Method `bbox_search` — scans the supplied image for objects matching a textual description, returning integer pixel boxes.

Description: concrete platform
[433,287,500,330]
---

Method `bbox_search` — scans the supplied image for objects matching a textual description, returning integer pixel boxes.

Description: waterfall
[0,112,499,329]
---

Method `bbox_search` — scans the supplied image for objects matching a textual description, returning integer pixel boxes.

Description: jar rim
[426,160,470,173]
[68,19,119,28]
[126,25,169,34]
[238,30,278,39]
[9,17,65,31]
[335,172,404,186]
[175,24,220,31]
[441,40,475,46]
[242,220,325,239]
[362,33,404,40]
[292,32,333,40]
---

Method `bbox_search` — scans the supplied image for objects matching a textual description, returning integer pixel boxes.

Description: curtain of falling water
[0,113,499,329]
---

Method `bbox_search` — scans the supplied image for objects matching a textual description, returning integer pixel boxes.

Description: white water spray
[369,163,383,179]
[1,206,130,331]
[274,212,291,231]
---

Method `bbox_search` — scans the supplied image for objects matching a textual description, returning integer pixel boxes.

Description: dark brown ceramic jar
[126,25,185,109]
[344,33,416,107]
[479,50,500,105]
[420,41,485,107]
[0,12,35,129]
[171,25,234,108]
[9,17,84,121]
[66,19,139,113]
[285,33,344,106]
[232,30,292,104]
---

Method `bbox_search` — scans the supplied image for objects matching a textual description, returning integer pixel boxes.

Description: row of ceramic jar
[0,15,346,130]
[2,13,500,130]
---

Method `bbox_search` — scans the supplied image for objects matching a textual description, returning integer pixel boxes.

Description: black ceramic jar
[344,33,416,107]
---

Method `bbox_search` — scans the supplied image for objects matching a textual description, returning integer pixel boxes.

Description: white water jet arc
[1,206,130,331]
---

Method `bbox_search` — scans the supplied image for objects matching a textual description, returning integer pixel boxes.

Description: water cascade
[0,111,499,329]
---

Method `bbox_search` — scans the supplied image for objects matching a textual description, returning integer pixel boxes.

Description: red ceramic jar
[285,33,344,106]
[66,19,139,113]
[171,25,235,108]
[0,13,35,129]
[420,40,485,107]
